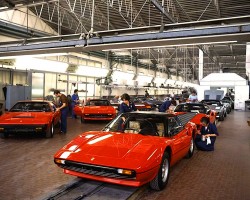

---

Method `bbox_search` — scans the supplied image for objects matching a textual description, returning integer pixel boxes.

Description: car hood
[208,105,222,111]
[55,131,165,171]
[0,112,52,124]
[83,106,115,113]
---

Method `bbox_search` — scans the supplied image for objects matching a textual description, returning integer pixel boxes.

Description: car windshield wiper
[10,109,22,112]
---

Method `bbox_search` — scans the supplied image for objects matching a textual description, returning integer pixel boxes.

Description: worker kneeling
[195,116,219,151]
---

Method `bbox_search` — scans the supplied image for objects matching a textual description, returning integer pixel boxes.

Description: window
[167,117,179,135]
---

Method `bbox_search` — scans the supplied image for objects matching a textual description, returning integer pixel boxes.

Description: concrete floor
[0,111,250,200]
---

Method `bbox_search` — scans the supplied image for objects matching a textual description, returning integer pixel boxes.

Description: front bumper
[0,124,47,133]
[55,159,159,187]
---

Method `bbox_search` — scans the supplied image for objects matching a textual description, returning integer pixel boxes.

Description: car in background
[0,100,60,138]
[221,98,232,114]
[74,99,116,123]
[174,102,216,124]
[54,111,205,191]
[222,96,234,109]
[142,98,164,111]
[110,97,153,112]
[132,97,153,111]
[200,99,227,121]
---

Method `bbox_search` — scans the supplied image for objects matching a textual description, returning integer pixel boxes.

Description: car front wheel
[150,151,170,190]
[219,114,224,121]
[0,132,9,139]
[186,136,194,158]
[46,123,54,138]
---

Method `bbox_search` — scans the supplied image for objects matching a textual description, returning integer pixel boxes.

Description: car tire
[80,116,84,123]
[150,151,170,191]
[185,136,194,158]
[219,114,224,121]
[46,123,54,138]
[0,132,9,139]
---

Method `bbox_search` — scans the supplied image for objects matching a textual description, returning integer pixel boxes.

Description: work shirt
[201,123,219,136]
[159,100,171,112]
[119,101,137,114]
[59,94,68,109]
[71,93,79,105]
[188,94,198,102]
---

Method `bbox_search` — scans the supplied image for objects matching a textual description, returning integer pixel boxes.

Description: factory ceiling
[0,0,250,81]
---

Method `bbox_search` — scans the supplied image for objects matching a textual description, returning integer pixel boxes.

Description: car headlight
[117,169,133,175]
[54,158,66,165]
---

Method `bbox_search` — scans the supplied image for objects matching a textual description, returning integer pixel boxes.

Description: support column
[246,43,250,81]
[199,49,204,81]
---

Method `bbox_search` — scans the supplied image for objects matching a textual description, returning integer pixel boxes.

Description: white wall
[234,86,249,110]
[197,85,210,101]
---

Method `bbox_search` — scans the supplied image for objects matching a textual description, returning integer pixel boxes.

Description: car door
[167,117,188,164]
[51,103,60,124]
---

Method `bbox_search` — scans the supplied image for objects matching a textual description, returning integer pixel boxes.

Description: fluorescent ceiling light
[0,6,8,10]
[76,65,108,77]
[15,57,68,73]
[0,53,68,60]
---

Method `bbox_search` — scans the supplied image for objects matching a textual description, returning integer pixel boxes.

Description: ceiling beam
[151,0,176,23]
[1,22,250,57]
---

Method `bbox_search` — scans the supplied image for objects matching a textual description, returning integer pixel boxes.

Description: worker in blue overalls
[195,116,219,151]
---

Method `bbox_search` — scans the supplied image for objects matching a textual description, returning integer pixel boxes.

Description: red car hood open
[0,112,53,124]
[83,106,115,114]
[55,131,164,171]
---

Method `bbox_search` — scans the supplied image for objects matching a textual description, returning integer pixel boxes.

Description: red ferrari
[74,99,117,123]
[54,111,205,190]
[0,100,60,138]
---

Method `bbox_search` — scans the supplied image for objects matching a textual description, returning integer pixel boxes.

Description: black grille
[57,160,136,180]
[177,113,197,125]
[0,125,46,133]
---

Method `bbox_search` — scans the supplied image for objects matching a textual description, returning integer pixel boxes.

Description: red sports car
[54,111,205,190]
[0,100,60,138]
[74,99,117,123]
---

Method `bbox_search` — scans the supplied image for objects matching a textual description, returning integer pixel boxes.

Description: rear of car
[82,99,116,121]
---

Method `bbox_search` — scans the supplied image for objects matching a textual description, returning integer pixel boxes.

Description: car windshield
[103,113,165,137]
[10,102,51,112]
[86,100,110,106]
[222,99,230,103]
[174,104,205,113]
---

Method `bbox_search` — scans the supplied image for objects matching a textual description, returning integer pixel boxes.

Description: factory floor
[0,110,250,200]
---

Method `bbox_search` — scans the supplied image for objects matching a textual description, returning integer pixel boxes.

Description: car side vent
[177,113,197,125]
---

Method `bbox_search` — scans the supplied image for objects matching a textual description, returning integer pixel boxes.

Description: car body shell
[0,100,60,137]
[201,100,227,121]
[174,102,216,124]
[74,99,116,121]
[54,111,206,187]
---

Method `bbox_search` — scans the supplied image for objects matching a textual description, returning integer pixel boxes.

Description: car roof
[178,102,204,106]
[17,100,51,103]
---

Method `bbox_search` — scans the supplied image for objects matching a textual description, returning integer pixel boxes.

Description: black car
[200,100,227,121]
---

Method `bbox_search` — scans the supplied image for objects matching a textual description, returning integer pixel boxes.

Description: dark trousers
[195,135,216,151]
[71,103,76,118]
[61,107,69,133]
